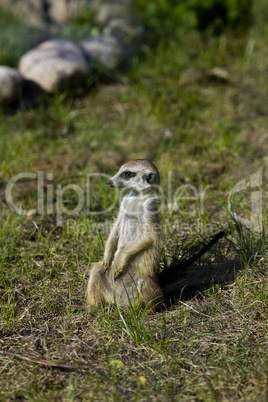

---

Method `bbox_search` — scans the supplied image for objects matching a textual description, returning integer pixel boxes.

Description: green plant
[0,7,40,66]
[134,0,252,36]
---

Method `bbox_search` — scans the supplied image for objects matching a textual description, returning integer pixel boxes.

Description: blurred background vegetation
[136,0,268,37]
[0,0,267,214]
[1,0,268,67]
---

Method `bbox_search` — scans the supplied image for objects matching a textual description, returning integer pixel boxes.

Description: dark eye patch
[121,171,136,179]
[143,172,155,183]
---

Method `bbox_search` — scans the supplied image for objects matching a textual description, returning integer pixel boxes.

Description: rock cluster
[0,0,145,107]
[0,0,133,28]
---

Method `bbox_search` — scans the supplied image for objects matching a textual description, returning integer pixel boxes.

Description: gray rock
[0,0,48,29]
[0,66,24,104]
[80,34,124,71]
[66,0,99,19]
[0,0,72,28]
[95,1,133,24]
[206,67,230,83]
[19,39,89,93]
[46,0,69,24]
[0,0,133,27]
[103,18,145,47]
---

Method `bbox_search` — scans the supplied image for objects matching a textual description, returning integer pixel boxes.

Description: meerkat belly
[110,214,145,283]
[115,215,141,253]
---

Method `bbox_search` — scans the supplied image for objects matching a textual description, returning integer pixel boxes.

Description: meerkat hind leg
[86,262,113,307]
[114,274,164,310]
[113,275,143,307]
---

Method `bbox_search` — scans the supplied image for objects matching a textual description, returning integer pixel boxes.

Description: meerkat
[86,159,165,309]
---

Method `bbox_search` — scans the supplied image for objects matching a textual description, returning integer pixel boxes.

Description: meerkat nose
[107,180,113,187]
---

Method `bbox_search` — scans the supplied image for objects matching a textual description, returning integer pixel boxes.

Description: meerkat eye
[121,171,136,179]
[143,172,154,183]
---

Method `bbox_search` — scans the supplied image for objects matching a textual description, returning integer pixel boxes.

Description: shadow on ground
[159,229,255,305]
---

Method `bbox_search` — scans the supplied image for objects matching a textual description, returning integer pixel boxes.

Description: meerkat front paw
[114,270,124,282]
[113,255,127,281]
[102,260,111,274]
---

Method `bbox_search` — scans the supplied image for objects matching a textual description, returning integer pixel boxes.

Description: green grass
[0,7,49,67]
[0,4,268,401]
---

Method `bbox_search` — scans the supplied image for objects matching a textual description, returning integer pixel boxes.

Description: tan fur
[86,159,164,309]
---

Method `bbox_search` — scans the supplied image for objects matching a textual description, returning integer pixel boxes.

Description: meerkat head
[107,159,160,193]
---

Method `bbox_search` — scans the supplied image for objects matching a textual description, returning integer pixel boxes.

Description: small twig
[0,348,129,400]
[179,301,211,318]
